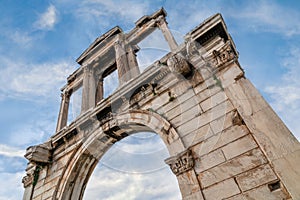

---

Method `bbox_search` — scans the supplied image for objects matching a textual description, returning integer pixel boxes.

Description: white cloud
[227,1,300,36]
[84,133,181,199]
[78,0,149,26]
[9,31,32,47]
[0,172,24,200]
[0,57,75,100]
[100,133,169,173]
[167,2,215,34]
[265,47,300,140]
[0,144,24,158]
[34,4,58,30]
[85,165,181,200]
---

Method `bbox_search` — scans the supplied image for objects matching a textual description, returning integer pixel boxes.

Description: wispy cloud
[85,133,181,199]
[34,4,58,30]
[0,144,24,158]
[9,30,32,47]
[85,165,181,200]
[77,0,150,27]
[0,171,24,200]
[0,57,75,100]
[227,1,300,36]
[265,47,300,139]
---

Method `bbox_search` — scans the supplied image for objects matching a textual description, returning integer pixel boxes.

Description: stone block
[177,100,233,136]
[165,95,200,121]
[194,124,249,157]
[219,63,243,89]
[243,184,290,200]
[200,91,228,112]
[213,125,249,150]
[40,188,55,199]
[170,104,202,127]
[209,110,235,134]
[223,194,244,200]
[195,83,221,103]
[194,149,226,173]
[182,124,213,147]
[168,139,186,155]
[236,164,277,192]
[193,81,206,94]
[272,149,300,199]
[199,148,267,187]
[177,170,201,197]
[183,190,204,200]
[222,135,257,160]
[202,178,240,200]
[159,88,197,114]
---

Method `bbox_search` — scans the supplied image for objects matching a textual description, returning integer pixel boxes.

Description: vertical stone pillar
[127,45,140,78]
[81,65,96,112]
[157,16,178,52]
[95,77,104,104]
[114,38,130,85]
[56,90,71,132]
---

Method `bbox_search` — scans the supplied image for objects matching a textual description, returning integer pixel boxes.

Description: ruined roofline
[185,13,238,56]
[63,12,236,93]
[76,26,123,65]
[134,7,167,27]
[76,8,167,66]
[186,13,223,39]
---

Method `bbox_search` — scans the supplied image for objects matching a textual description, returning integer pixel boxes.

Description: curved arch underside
[57,109,186,200]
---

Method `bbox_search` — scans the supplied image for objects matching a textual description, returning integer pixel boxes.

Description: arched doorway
[83,131,181,199]
[55,110,189,200]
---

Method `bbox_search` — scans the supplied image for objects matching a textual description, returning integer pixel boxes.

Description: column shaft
[127,45,140,78]
[95,78,104,104]
[157,17,178,52]
[114,39,130,85]
[81,65,96,112]
[56,91,70,132]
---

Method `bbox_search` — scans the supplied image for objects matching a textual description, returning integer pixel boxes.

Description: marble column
[157,16,178,52]
[127,45,140,78]
[81,65,96,112]
[56,90,71,132]
[95,77,104,104]
[114,38,130,85]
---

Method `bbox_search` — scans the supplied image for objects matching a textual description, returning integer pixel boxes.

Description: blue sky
[0,0,299,199]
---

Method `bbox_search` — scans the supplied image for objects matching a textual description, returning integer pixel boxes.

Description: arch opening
[57,110,186,200]
[83,131,181,200]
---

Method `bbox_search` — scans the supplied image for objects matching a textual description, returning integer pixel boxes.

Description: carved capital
[156,15,166,27]
[61,89,72,102]
[165,149,194,176]
[83,64,94,74]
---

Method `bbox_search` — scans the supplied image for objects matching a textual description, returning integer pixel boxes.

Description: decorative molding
[167,54,192,76]
[24,144,52,164]
[212,43,235,66]
[22,174,33,188]
[165,149,194,176]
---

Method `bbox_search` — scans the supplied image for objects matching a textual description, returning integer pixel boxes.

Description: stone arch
[55,109,186,200]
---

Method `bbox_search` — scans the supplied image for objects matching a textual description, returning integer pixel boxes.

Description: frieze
[212,42,236,67]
